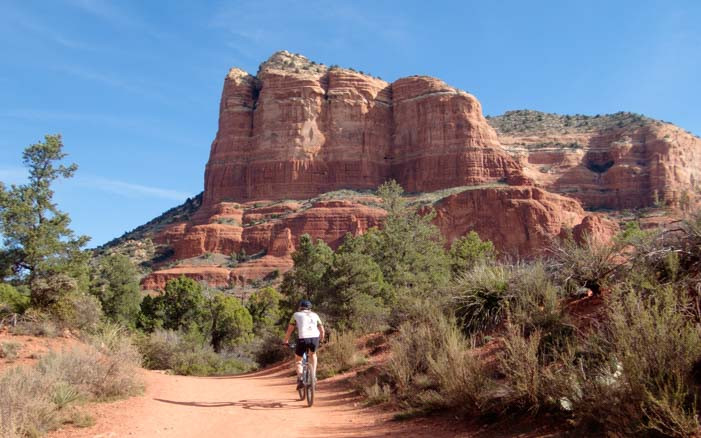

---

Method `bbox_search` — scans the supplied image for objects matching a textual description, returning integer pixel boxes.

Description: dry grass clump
[8,311,58,338]
[0,342,21,361]
[363,379,391,406]
[571,287,701,436]
[0,324,142,437]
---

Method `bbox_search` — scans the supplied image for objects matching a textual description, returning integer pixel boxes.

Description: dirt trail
[48,363,464,438]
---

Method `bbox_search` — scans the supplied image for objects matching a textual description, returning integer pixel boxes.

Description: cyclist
[283,299,325,389]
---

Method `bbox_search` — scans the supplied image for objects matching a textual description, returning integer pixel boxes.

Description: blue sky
[1,0,699,246]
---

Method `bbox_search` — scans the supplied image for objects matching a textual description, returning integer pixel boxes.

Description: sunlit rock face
[203,51,524,205]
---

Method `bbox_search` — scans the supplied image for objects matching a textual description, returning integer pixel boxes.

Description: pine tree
[0,135,90,307]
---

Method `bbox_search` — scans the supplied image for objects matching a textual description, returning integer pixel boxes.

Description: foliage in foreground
[0,325,142,437]
[374,222,701,437]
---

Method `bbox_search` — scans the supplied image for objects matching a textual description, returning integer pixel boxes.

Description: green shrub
[138,328,251,376]
[208,293,253,352]
[89,254,142,327]
[247,287,283,334]
[0,283,30,315]
[140,276,206,332]
[449,231,496,276]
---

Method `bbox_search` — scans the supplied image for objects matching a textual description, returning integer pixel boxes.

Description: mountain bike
[289,343,316,407]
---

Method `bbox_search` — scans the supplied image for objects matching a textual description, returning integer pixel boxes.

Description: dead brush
[317,331,366,379]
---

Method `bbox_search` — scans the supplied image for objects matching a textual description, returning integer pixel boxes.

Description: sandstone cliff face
[431,186,589,257]
[141,197,387,289]
[130,53,700,290]
[204,51,523,205]
[491,111,701,209]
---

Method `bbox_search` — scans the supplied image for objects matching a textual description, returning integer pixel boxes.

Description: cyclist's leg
[308,351,317,380]
[294,340,306,382]
[294,354,304,379]
[308,337,320,381]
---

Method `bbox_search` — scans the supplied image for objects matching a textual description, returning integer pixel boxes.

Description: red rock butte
[132,51,700,289]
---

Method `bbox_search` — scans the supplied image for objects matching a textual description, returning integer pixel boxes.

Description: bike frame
[290,343,316,406]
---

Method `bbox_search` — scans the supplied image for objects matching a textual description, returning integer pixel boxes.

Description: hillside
[96,51,700,290]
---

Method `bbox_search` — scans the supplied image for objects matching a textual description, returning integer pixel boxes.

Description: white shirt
[291,310,322,339]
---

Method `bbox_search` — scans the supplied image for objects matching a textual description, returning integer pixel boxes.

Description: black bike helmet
[299,299,312,310]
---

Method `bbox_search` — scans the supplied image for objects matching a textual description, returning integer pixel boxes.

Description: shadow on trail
[197,362,293,380]
[154,398,306,410]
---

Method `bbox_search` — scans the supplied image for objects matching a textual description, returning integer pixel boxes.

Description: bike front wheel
[306,383,314,407]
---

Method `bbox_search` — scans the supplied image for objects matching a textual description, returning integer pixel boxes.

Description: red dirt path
[47,363,485,438]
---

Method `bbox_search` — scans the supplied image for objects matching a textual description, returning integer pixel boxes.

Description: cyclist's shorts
[295,337,320,357]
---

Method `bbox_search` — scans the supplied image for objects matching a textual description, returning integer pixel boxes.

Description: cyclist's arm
[283,317,295,344]
[318,321,325,342]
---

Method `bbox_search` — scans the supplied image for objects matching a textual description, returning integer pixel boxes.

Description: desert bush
[509,263,575,361]
[452,264,513,334]
[50,292,103,332]
[497,324,577,414]
[0,342,21,361]
[572,287,701,436]
[363,379,392,406]
[8,310,58,337]
[0,324,141,437]
[0,367,57,437]
[138,328,251,376]
[317,331,365,379]
[550,235,623,295]
[422,328,494,413]
[251,331,291,367]
[386,312,495,414]
[37,328,142,400]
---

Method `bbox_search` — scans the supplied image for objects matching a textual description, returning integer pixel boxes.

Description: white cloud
[82,177,190,201]
[1,109,126,125]
[0,167,190,201]
[62,0,172,41]
[63,0,137,28]
[2,4,95,50]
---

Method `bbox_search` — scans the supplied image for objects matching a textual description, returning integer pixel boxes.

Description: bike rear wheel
[298,385,305,401]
